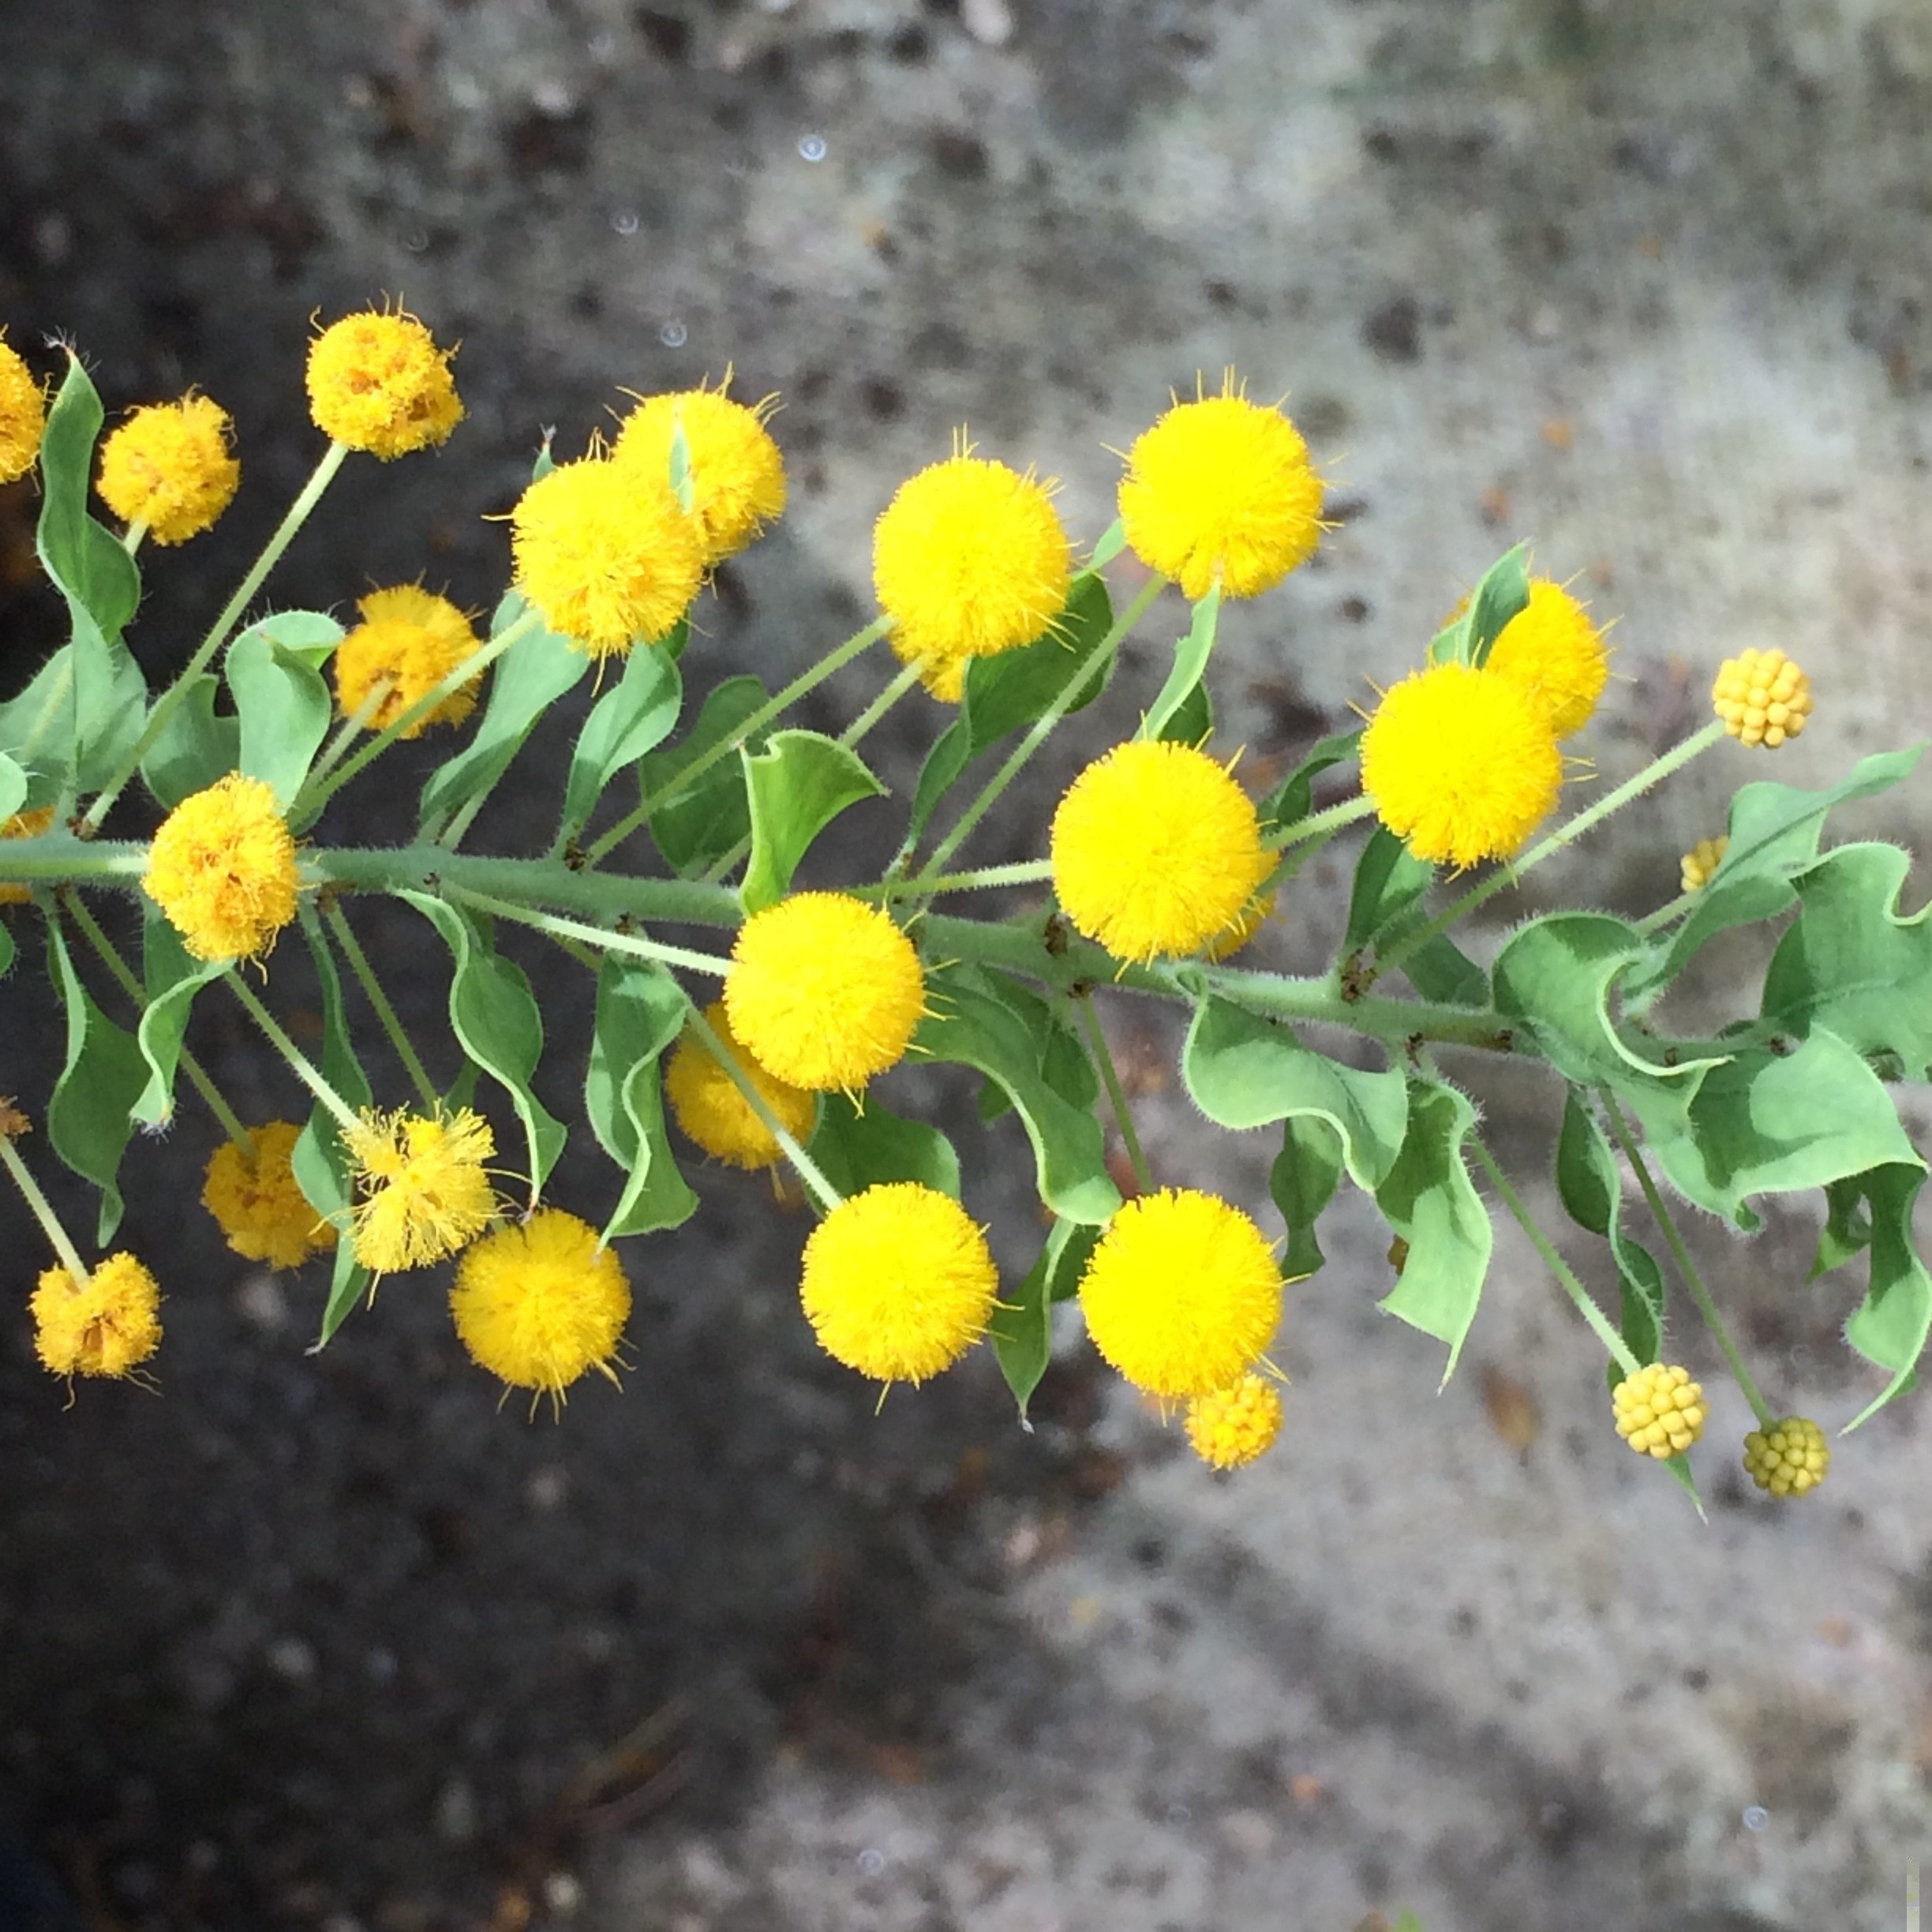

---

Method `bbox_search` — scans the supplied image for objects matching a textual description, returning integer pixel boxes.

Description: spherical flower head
[798,1181,998,1383]
[0,803,55,906]
[95,394,240,545]
[1484,578,1610,738]
[201,1121,336,1270]
[1361,662,1563,870]
[450,1208,631,1395]
[335,586,483,736]
[305,308,462,458]
[665,1000,818,1170]
[1078,1189,1283,1400]
[1713,647,1811,749]
[1742,1416,1829,1498]
[1050,739,1271,962]
[1612,1361,1708,1459]
[0,334,46,485]
[31,1252,162,1380]
[143,773,300,963]
[873,450,1073,702]
[1185,1372,1285,1470]
[510,455,704,658]
[343,1105,498,1275]
[1680,834,1728,894]
[724,893,926,1094]
[1118,378,1324,601]
[612,380,787,567]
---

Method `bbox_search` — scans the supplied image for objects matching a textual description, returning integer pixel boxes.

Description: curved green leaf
[1833,1163,1932,1429]
[46,919,147,1245]
[36,352,140,640]
[991,1217,1098,1417]
[0,649,77,804]
[130,907,225,1127]
[1259,727,1361,832]
[560,634,683,845]
[0,754,24,824]
[640,675,768,875]
[1271,1115,1344,1281]
[741,730,886,914]
[810,1092,957,1199]
[1345,827,1487,1002]
[585,955,697,1239]
[140,672,238,808]
[229,615,341,809]
[1140,585,1219,742]
[1556,1088,1666,1371]
[1426,544,1527,668]
[908,719,973,848]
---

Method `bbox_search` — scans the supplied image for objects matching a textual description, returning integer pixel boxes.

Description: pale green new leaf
[584,954,698,1239]
[131,907,226,1126]
[740,730,886,913]
[229,613,342,809]
[1140,585,1219,742]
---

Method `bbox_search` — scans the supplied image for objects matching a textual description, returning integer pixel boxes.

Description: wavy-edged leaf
[1140,586,1219,742]
[1259,727,1361,832]
[46,919,147,1245]
[1271,1115,1345,1281]
[229,614,341,809]
[140,672,238,808]
[991,1216,1099,1417]
[0,648,77,805]
[1555,1088,1666,1371]
[130,907,225,1127]
[741,730,886,913]
[979,971,1099,1113]
[559,633,683,846]
[640,674,768,874]
[810,1092,957,1199]
[585,954,698,1239]
[1833,1162,1932,1429]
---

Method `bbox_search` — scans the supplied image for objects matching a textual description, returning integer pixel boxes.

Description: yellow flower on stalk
[449,1208,631,1397]
[723,893,926,1094]
[1185,1372,1285,1470]
[0,334,46,484]
[1118,374,1324,601]
[1713,647,1811,749]
[201,1121,336,1270]
[1050,739,1271,962]
[31,1252,163,1380]
[1360,662,1563,869]
[510,455,704,658]
[143,773,301,963]
[612,378,787,567]
[1484,578,1609,738]
[798,1181,998,1384]
[1077,1189,1283,1400]
[1612,1361,1707,1459]
[334,586,484,736]
[1203,889,1276,963]
[343,1106,498,1275]
[0,804,55,907]
[95,394,241,545]
[1742,1416,1829,1498]
[665,1000,818,1170]
[872,448,1073,702]
[305,308,463,458]
[1680,835,1728,893]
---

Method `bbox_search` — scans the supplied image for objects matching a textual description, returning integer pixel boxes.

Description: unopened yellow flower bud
[1742,1416,1829,1497]
[1185,1372,1285,1470]
[1612,1361,1707,1459]
[1712,648,1811,750]
[1679,835,1728,893]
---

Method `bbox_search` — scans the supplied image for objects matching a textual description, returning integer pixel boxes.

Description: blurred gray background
[2,2,1931,1929]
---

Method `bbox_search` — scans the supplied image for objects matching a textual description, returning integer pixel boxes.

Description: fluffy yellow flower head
[1077,1189,1283,1399]
[343,1106,498,1275]
[143,773,301,962]
[510,455,704,658]
[32,1252,163,1380]
[612,380,787,567]
[201,1121,336,1271]
[1742,1416,1829,1498]
[724,893,926,1094]
[665,1000,818,1170]
[95,394,240,545]
[873,449,1073,702]
[1713,647,1811,749]
[1612,1361,1707,1459]
[1185,1372,1285,1470]
[1204,889,1276,964]
[1360,662,1563,870]
[798,1181,998,1383]
[450,1208,631,1395]
[1050,739,1271,962]
[334,586,484,736]
[0,334,46,485]
[1118,376,1324,601]
[0,803,55,906]
[306,308,463,458]
[1484,578,1609,738]
[1680,834,1728,894]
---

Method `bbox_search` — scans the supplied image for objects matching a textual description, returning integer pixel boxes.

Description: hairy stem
[1076,992,1151,1194]
[320,903,440,1111]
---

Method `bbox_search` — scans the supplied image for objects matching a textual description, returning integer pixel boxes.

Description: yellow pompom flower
[1185,1372,1286,1470]
[1077,1189,1283,1400]
[143,773,301,963]
[872,449,1073,702]
[1484,578,1610,738]
[1361,662,1563,870]
[450,1208,631,1396]
[665,1000,818,1170]
[305,308,463,458]
[1118,375,1324,601]
[0,334,46,484]
[1680,834,1728,893]
[334,586,484,736]
[798,1181,998,1383]
[724,893,926,1094]
[95,394,240,545]
[1050,739,1271,962]
[510,455,704,658]
[1204,889,1276,964]
[201,1121,336,1270]
[612,379,787,568]
[31,1252,163,1380]
[1612,1361,1708,1459]
[1742,1415,1829,1498]
[0,803,55,906]
[343,1106,498,1275]
[1713,647,1811,749]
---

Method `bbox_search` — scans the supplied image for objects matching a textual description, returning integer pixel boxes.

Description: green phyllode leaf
[558,630,683,848]
[1426,542,1528,668]
[228,612,343,810]
[739,730,886,914]
[1258,727,1361,832]
[1342,826,1486,1005]
[639,674,769,875]
[584,955,698,1240]
[1832,1163,1932,1429]
[991,1216,1100,1417]
[1271,1119,1345,1282]
[46,918,148,1246]
[1555,1088,1667,1373]
[130,907,226,1127]
[810,1093,958,1200]
[1140,585,1220,743]
[0,649,83,807]
[140,672,239,808]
